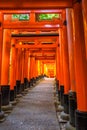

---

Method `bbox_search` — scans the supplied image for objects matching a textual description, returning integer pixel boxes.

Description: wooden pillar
[58,28,64,86]
[29,55,35,79]
[62,10,70,95]
[9,38,17,102]
[37,60,41,75]
[32,56,36,78]
[15,47,23,94]
[21,49,25,84]
[28,52,30,80]
[73,1,87,129]
[66,8,76,92]
[16,48,22,81]
[41,61,44,74]
[60,10,70,114]
[30,12,35,23]
[15,48,19,81]
[10,39,16,90]
[56,46,60,82]
[1,29,11,85]
[66,8,77,127]
[82,0,87,58]
[24,49,29,79]
[0,12,3,84]
[44,63,48,76]
[35,60,38,77]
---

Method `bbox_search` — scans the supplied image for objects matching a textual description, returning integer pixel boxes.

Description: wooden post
[21,49,25,84]
[82,0,87,58]
[1,29,11,85]
[56,45,60,83]
[61,10,70,114]
[24,49,29,79]
[58,28,64,86]
[16,48,22,81]
[66,8,77,127]
[58,28,64,103]
[73,1,87,129]
[10,38,16,90]
[62,10,70,95]
[0,11,3,84]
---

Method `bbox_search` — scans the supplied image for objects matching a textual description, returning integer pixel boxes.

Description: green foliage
[39,13,60,20]
[12,14,29,20]
[12,14,19,19]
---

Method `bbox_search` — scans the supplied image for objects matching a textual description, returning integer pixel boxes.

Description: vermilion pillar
[66,8,77,127]
[66,8,76,92]
[9,38,17,102]
[58,28,64,87]
[62,10,70,95]
[15,48,22,95]
[55,45,60,96]
[29,55,35,79]
[37,60,41,75]
[21,49,24,84]
[28,52,30,80]
[73,1,87,129]
[0,12,3,84]
[16,48,22,81]
[10,39,16,90]
[24,49,29,79]
[61,10,70,114]
[30,12,35,23]
[82,0,87,58]
[1,29,11,85]
[56,46,60,82]
[41,61,44,74]
[35,60,38,77]
[32,56,36,78]
[1,29,11,108]
[58,28,64,104]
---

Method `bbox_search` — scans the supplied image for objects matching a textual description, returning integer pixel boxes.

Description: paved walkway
[0,78,60,130]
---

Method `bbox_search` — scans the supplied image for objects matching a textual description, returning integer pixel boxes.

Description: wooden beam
[15,44,57,49]
[11,33,59,37]
[35,56,55,60]
[0,0,73,9]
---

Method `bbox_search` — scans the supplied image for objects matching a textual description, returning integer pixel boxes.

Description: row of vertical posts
[0,74,44,122]
[0,23,45,121]
[56,1,87,130]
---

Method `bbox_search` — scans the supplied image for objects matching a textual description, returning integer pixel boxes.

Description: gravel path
[0,78,60,130]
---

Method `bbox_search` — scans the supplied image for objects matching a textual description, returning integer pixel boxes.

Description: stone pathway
[0,78,60,130]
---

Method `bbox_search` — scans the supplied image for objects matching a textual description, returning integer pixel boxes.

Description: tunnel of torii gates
[0,0,87,129]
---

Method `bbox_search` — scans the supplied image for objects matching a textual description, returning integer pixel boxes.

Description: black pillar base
[60,85,64,106]
[10,90,17,105]
[63,94,69,114]
[60,94,69,121]
[16,80,22,98]
[10,90,15,102]
[1,85,10,106]
[14,86,17,98]
[69,91,77,127]
[58,90,60,101]
[0,93,2,111]
[56,80,59,94]
[21,83,24,92]
[0,93,5,122]
[16,80,21,95]
[75,110,87,130]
